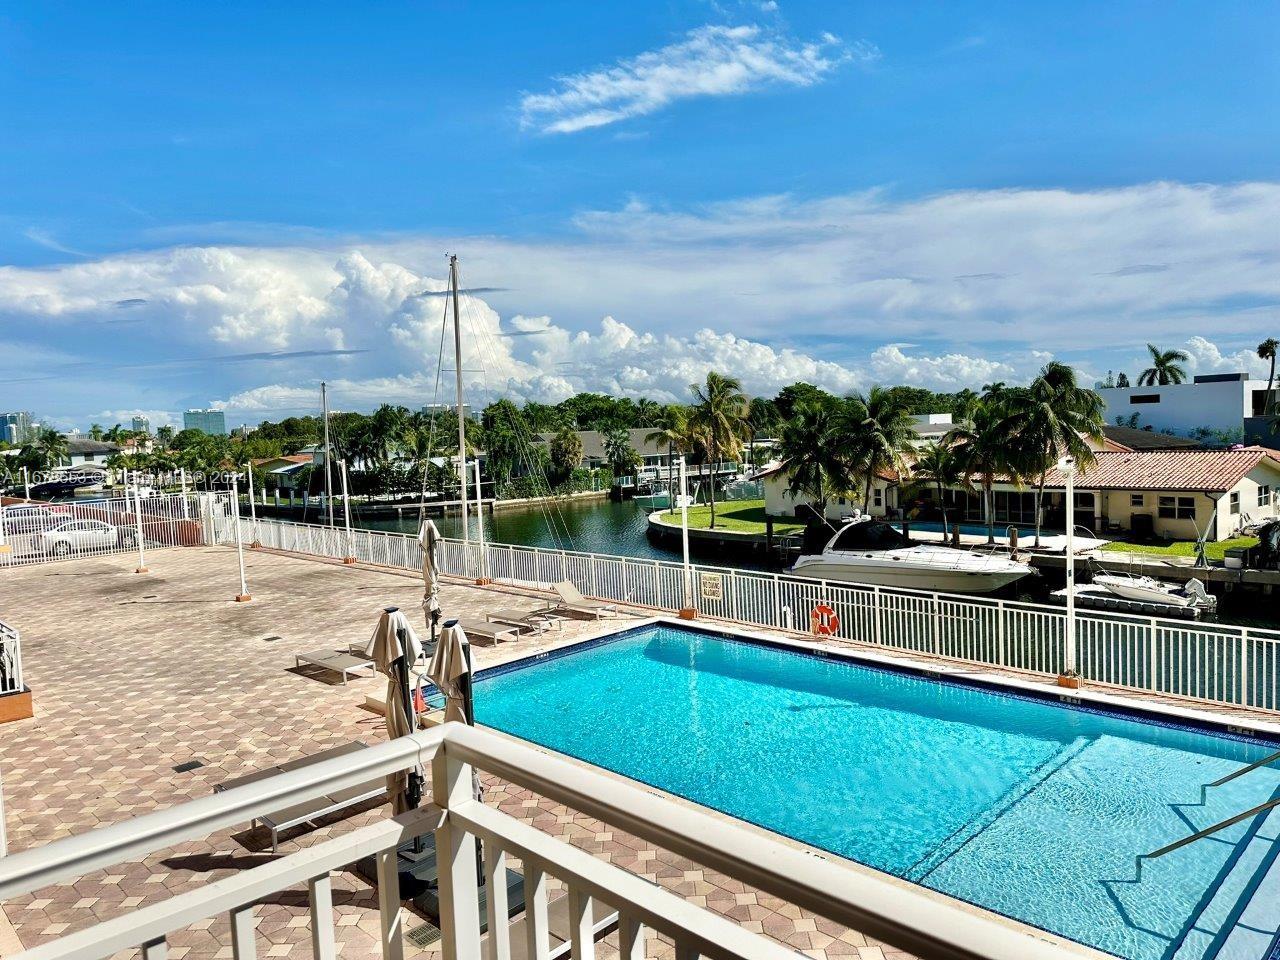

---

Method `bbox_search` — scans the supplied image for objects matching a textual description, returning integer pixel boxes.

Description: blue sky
[1,2,1277,428]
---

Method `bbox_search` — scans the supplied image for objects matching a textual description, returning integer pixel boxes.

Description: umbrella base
[356,836,525,930]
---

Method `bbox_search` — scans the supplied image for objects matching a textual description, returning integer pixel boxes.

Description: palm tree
[646,406,690,513]
[1138,343,1190,386]
[35,428,69,469]
[89,423,104,441]
[906,441,965,535]
[842,387,916,514]
[634,398,662,427]
[602,427,637,475]
[1258,338,1278,417]
[1003,362,1105,546]
[775,402,852,519]
[689,372,749,529]
[944,398,1023,543]
[745,397,780,470]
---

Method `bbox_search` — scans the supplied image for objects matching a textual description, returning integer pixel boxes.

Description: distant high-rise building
[0,411,35,445]
[183,409,228,436]
[131,415,151,435]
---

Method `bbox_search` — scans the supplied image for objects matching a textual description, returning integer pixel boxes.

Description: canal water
[351,496,1277,630]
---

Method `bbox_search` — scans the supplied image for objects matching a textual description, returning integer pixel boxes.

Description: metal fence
[0,620,20,696]
[0,493,231,567]
[238,515,1280,714]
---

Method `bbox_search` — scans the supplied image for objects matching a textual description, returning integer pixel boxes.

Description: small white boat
[1091,571,1215,610]
[790,516,1034,594]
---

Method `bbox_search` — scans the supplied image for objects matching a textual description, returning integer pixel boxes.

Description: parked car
[1,505,59,536]
[32,519,135,556]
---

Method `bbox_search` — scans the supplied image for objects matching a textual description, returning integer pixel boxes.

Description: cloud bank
[519,24,864,134]
[1,180,1276,426]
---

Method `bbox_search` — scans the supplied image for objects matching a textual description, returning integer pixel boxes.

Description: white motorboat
[790,516,1035,594]
[1091,571,1215,611]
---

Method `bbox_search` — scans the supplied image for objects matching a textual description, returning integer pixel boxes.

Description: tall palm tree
[842,387,916,514]
[634,398,662,427]
[89,423,104,441]
[906,441,965,535]
[944,398,1023,543]
[689,372,749,529]
[1138,343,1190,386]
[1003,362,1105,546]
[775,402,853,520]
[35,428,69,469]
[745,397,780,470]
[645,406,690,513]
[602,427,637,475]
[1258,338,1278,418]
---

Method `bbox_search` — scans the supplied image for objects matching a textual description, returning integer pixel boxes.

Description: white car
[33,519,135,556]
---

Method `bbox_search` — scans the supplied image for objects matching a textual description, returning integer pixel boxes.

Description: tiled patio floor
[0,545,917,960]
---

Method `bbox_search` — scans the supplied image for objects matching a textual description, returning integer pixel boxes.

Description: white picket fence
[0,620,21,697]
[0,493,231,567]
[235,515,1280,714]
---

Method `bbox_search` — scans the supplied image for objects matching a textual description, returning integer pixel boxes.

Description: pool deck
[2,544,1276,960]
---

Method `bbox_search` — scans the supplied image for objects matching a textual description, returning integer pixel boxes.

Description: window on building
[1260,485,1273,507]
[873,488,883,508]
[1130,494,1144,508]
[1158,496,1196,520]
[1230,492,1241,514]
[1129,394,1161,404]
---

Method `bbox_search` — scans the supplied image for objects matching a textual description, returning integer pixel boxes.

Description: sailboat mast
[321,381,334,527]
[449,255,470,546]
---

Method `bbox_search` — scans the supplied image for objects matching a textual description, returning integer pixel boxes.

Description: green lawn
[656,499,805,536]
[1100,536,1258,561]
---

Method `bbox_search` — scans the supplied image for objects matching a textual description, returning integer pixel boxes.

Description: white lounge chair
[551,580,616,619]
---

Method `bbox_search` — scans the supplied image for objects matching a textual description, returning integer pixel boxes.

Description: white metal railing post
[432,745,482,960]
[872,586,883,647]
[21,466,29,501]
[0,763,7,858]
[245,463,257,524]
[679,458,693,615]
[231,476,251,603]
[1060,457,1079,685]
[997,600,1007,666]
[339,460,356,564]
[179,469,190,519]
[1149,618,1159,693]
[1242,630,1252,708]
[130,470,148,574]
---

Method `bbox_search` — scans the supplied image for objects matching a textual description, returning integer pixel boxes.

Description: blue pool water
[469,624,1280,960]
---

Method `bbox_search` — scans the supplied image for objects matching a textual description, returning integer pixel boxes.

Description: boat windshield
[829,520,913,552]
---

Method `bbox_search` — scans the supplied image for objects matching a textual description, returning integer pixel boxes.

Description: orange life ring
[811,603,840,636]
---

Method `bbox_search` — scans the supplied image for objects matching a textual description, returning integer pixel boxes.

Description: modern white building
[1098,373,1277,439]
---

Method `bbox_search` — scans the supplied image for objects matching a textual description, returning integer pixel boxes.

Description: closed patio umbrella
[419,518,443,640]
[367,607,424,814]
[426,620,473,726]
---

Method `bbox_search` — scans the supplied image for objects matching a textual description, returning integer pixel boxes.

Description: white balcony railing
[236,515,1280,714]
[0,619,21,697]
[0,723,1099,960]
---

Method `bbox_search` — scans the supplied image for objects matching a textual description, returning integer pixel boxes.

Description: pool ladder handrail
[1134,795,1280,880]
[1133,750,1280,880]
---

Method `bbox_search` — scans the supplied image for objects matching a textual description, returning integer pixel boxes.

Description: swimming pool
[891,520,1054,537]
[466,623,1280,960]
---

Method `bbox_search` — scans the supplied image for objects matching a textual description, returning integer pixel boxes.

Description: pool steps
[1170,797,1280,960]
[905,736,1091,883]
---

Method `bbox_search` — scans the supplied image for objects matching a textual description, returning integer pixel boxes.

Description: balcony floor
[0,546,912,960]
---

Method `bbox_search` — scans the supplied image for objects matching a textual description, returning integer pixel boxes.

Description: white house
[1098,372,1278,439]
[752,462,900,521]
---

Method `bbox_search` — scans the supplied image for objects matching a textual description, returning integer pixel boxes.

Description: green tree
[745,397,781,469]
[89,423,104,441]
[602,427,640,476]
[1138,343,1190,386]
[841,387,916,514]
[646,406,693,513]
[689,372,749,529]
[944,394,1024,543]
[549,428,583,478]
[35,428,69,468]
[155,425,175,450]
[905,441,966,535]
[1259,338,1278,417]
[774,402,852,519]
[1003,362,1105,546]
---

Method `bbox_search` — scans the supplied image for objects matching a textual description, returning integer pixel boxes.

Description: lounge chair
[551,580,616,619]
[487,606,561,635]
[453,618,521,645]
[294,647,375,684]
[216,742,385,852]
